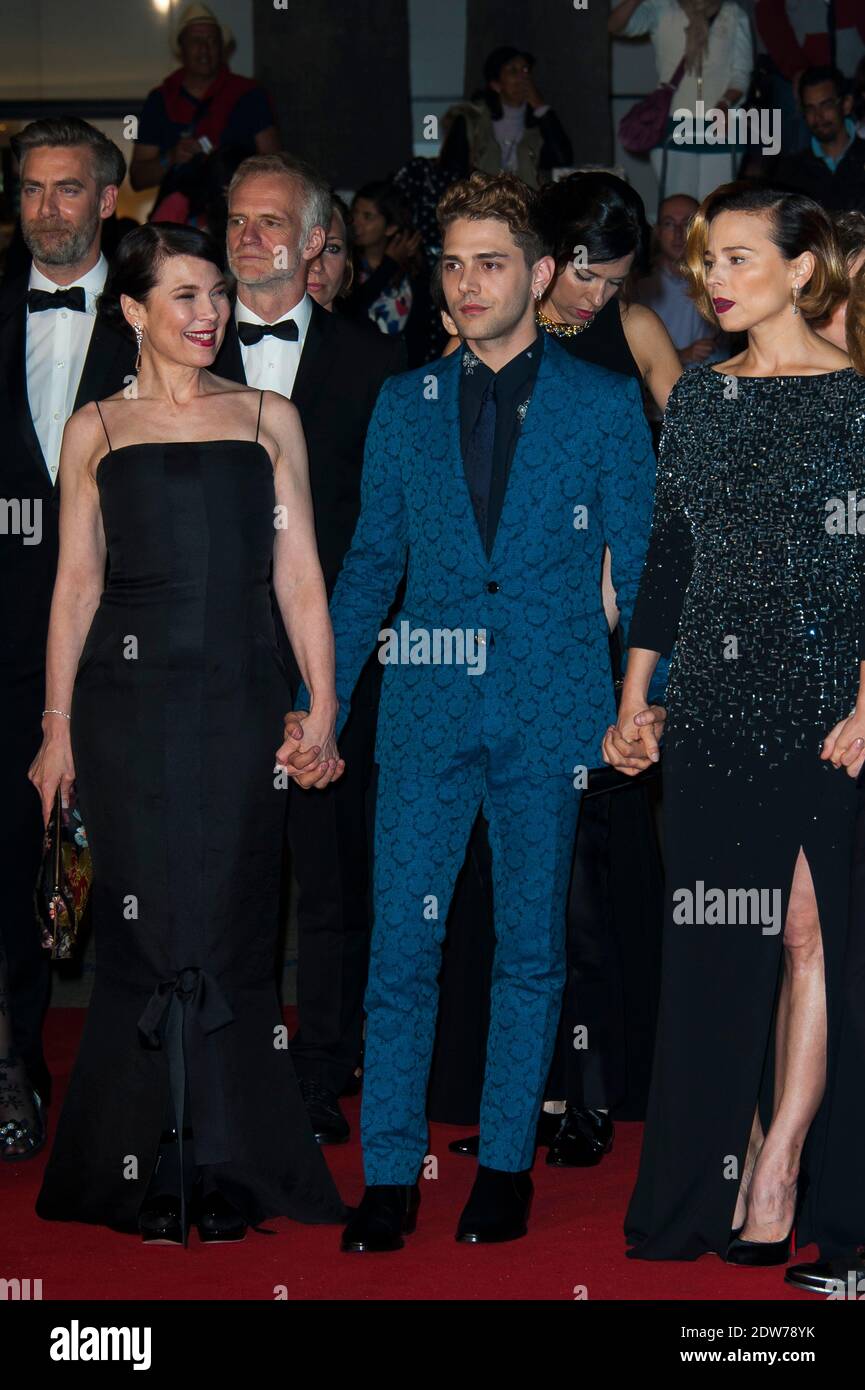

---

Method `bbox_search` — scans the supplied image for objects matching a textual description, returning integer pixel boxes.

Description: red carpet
[1,1008,819,1301]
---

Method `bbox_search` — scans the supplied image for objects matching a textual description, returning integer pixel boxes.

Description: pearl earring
[791,283,800,315]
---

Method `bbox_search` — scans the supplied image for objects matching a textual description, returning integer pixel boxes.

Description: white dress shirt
[26,255,108,484]
[235,292,312,399]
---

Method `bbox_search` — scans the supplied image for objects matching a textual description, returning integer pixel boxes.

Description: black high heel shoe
[725,1175,809,1266]
[196,1190,248,1244]
[138,1192,185,1246]
[137,1125,196,1246]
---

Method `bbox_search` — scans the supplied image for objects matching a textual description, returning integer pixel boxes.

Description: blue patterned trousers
[361,759,583,1183]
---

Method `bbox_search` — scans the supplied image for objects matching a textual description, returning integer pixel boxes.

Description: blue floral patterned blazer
[314,332,660,778]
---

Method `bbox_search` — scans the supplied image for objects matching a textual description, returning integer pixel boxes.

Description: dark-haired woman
[537,172,682,411]
[345,182,431,367]
[604,185,865,1268]
[29,223,346,1243]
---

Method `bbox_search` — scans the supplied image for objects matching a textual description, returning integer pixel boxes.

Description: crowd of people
[2,0,865,1296]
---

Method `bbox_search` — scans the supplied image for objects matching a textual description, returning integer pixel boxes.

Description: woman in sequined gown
[604,185,865,1265]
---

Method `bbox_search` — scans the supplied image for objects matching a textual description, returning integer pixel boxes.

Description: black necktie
[237,319,299,346]
[27,286,87,313]
[463,377,497,552]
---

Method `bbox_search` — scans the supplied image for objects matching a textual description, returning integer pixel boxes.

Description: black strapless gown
[36,439,345,1232]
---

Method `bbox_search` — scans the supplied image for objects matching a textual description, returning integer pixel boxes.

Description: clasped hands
[602,703,865,781]
[276,709,345,790]
[601,700,667,775]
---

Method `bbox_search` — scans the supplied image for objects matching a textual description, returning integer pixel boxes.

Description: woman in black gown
[605,184,865,1267]
[28,224,346,1244]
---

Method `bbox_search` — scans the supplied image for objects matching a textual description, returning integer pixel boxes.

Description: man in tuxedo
[291,172,660,1249]
[0,118,136,1111]
[212,153,403,1144]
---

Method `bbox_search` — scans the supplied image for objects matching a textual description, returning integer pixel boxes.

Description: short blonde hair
[684,182,848,325]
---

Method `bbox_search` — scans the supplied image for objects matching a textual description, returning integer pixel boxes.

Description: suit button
[486,581,499,593]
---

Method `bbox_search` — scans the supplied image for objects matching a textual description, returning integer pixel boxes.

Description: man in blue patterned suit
[288,172,662,1249]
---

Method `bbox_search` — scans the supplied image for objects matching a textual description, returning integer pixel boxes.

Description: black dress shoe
[299,1078,350,1144]
[455,1165,533,1243]
[546,1107,614,1167]
[197,1190,247,1244]
[785,1252,865,1296]
[138,1193,184,1246]
[448,1110,563,1158]
[341,1185,420,1252]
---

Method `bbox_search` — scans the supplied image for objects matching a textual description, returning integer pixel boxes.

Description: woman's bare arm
[622,301,684,412]
[266,392,344,789]
[28,404,107,821]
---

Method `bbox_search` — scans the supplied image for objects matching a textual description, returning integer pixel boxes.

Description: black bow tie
[237,319,299,346]
[27,286,87,313]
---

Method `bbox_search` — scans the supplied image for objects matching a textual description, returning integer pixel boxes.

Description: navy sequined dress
[625,364,865,1260]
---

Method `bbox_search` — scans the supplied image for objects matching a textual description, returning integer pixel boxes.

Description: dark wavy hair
[537,172,649,281]
[99,223,226,339]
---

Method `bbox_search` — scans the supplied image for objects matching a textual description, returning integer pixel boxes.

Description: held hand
[820,712,865,778]
[275,709,345,790]
[28,731,76,826]
[601,701,666,776]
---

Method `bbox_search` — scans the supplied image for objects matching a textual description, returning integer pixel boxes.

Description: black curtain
[253,0,413,188]
[464,0,611,168]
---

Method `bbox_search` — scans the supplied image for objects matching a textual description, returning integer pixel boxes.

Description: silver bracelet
[43,708,71,720]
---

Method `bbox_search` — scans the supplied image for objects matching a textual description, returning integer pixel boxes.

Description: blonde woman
[605,185,865,1273]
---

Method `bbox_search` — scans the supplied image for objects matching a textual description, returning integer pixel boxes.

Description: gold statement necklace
[536,307,595,338]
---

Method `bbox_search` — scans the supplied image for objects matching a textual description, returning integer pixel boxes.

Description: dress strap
[255,390,264,444]
[94,401,112,452]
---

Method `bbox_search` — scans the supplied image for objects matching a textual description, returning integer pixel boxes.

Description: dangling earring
[133,321,143,371]
[791,282,800,315]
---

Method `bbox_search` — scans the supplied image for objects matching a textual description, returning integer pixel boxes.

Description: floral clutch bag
[34,789,92,960]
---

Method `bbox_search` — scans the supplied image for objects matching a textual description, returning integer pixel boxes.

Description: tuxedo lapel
[214,316,247,385]
[291,299,329,413]
[74,317,137,412]
[0,279,49,482]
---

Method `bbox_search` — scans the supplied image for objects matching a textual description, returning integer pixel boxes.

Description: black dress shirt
[458,328,544,554]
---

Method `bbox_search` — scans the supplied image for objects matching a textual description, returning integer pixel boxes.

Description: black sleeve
[535,108,573,169]
[628,380,695,657]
